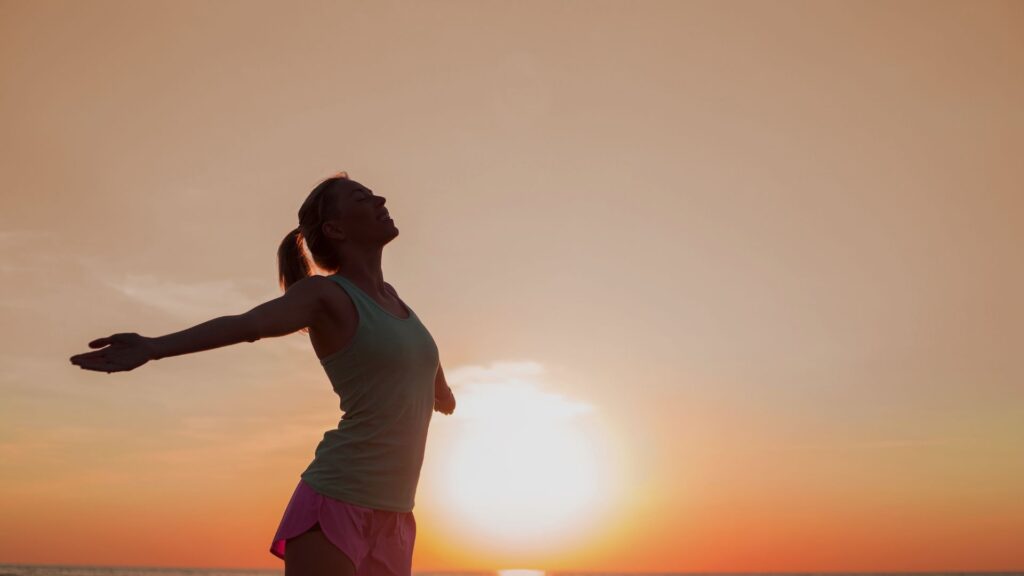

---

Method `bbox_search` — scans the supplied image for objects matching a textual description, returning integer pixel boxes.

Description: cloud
[99,273,276,319]
[445,360,595,422]
[446,359,547,387]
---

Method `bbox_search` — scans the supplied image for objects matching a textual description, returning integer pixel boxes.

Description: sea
[0,566,1019,576]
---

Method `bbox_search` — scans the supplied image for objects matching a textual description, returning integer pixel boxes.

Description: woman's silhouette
[69,171,456,576]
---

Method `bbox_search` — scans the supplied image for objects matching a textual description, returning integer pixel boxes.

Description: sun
[427,362,620,552]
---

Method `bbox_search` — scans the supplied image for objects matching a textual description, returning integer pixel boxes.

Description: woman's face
[324,179,398,245]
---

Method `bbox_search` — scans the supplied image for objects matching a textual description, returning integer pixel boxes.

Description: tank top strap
[327,274,414,321]
[327,274,375,315]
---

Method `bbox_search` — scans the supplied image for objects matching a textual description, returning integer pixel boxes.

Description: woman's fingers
[71,350,107,363]
[75,357,124,372]
[88,336,112,348]
[82,357,123,371]
[72,352,107,364]
[433,393,455,415]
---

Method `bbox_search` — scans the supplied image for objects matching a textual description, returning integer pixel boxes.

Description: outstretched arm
[70,275,329,373]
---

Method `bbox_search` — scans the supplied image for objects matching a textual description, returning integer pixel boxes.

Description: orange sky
[1,0,1023,572]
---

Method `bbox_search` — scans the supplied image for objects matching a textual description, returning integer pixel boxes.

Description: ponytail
[277,226,312,291]
[278,174,348,292]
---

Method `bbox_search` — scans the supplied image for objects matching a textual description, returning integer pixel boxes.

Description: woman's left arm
[434,363,455,415]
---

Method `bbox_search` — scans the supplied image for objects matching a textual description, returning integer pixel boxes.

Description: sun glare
[432,362,619,551]
[497,570,546,576]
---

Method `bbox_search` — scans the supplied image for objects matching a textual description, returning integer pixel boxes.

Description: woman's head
[277,172,398,290]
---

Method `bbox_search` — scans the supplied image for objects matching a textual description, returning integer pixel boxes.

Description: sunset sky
[1,0,1022,572]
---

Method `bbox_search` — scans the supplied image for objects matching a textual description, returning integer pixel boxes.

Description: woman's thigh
[284,523,357,576]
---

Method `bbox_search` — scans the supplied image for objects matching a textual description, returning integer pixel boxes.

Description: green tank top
[300,273,440,512]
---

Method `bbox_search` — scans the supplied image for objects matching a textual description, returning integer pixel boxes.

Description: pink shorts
[270,478,416,576]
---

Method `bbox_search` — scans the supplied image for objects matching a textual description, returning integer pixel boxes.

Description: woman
[69,171,457,576]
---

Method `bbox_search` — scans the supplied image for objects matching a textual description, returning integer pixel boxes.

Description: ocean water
[0,567,1018,576]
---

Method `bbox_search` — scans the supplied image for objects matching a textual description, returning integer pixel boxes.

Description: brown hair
[277,174,348,291]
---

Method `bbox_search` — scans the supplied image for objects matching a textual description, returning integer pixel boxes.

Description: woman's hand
[69,332,157,374]
[434,385,456,415]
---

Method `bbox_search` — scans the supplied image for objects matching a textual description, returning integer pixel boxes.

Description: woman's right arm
[71,276,330,372]
[150,276,328,360]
